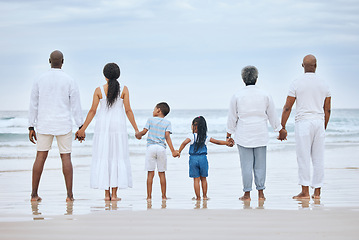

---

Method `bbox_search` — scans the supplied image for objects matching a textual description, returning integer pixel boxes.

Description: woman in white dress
[76,63,139,201]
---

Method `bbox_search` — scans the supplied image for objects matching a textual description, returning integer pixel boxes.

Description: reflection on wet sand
[105,201,118,211]
[194,200,208,209]
[147,199,168,209]
[31,202,44,221]
[241,200,265,210]
[295,199,322,209]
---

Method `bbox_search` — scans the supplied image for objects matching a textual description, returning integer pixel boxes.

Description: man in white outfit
[280,54,331,199]
[28,50,83,202]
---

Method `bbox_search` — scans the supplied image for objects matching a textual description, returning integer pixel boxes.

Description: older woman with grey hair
[227,66,287,201]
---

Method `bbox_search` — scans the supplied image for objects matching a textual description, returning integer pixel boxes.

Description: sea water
[0,109,358,218]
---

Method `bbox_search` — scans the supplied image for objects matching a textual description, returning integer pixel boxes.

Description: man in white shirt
[227,66,287,201]
[28,50,83,202]
[281,54,331,199]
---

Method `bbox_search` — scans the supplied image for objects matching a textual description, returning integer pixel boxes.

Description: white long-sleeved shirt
[227,85,281,148]
[28,68,83,135]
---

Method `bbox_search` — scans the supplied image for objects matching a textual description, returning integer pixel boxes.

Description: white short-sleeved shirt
[288,73,331,122]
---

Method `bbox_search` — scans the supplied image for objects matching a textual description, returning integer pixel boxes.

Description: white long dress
[90,85,132,190]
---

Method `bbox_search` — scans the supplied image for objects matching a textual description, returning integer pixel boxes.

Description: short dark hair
[156,102,170,116]
[241,66,258,85]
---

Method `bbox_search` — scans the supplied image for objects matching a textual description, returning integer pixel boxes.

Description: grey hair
[241,66,258,85]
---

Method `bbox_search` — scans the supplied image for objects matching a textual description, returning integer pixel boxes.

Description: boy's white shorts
[145,144,167,172]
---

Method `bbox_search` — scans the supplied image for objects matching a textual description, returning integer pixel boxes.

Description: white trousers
[295,119,325,188]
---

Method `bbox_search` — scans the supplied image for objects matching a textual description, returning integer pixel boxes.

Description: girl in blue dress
[178,116,233,200]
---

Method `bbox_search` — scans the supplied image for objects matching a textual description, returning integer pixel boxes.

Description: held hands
[277,128,287,141]
[75,129,86,143]
[172,150,180,158]
[135,131,142,140]
[226,137,234,147]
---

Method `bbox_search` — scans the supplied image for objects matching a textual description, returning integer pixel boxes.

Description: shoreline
[1,207,358,239]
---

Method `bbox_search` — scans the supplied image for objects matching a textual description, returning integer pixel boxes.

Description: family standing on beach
[28,50,331,202]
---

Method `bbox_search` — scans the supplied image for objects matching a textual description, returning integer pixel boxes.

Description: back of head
[192,116,207,152]
[241,66,258,86]
[103,63,121,108]
[49,50,64,68]
[156,102,170,116]
[302,54,317,73]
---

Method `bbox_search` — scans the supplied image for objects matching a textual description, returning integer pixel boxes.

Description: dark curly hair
[103,63,121,108]
[192,116,207,152]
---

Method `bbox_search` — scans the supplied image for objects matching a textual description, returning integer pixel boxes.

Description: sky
[0,0,358,111]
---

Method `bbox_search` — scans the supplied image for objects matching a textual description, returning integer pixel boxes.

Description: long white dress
[90,85,132,190]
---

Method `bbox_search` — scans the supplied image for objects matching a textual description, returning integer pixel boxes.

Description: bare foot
[31,196,42,202]
[258,190,266,201]
[292,192,310,199]
[66,197,74,202]
[162,196,168,200]
[239,195,251,201]
[111,197,121,201]
[192,197,201,201]
[104,197,111,201]
[311,194,321,199]
[203,196,210,200]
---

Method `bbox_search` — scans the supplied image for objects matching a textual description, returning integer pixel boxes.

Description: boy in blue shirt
[136,102,179,200]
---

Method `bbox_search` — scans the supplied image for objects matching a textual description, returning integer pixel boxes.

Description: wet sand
[0,144,358,239]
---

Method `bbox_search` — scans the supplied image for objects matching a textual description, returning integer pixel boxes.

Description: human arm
[279,96,295,141]
[267,95,288,141]
[323,97,331,130]
[226,95,238,137]
[28,81,39,144]
[122,86,139,134]
[70,80,84,128]
[210,137,233,146]
[135,128,148,140]
[165,131,179,157]
[75,87,101,142]
[178,138,191,157]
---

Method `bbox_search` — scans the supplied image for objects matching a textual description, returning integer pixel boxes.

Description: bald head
[49,50,64,68]
[302,54,317,73]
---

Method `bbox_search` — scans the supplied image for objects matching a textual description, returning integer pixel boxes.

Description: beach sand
[0,144,358,239]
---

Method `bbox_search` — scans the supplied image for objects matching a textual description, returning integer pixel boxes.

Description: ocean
[0,109,359,216]
[1,109,359,171]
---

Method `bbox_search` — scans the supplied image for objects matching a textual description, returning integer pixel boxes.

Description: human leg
[147,171,155,200]
[253,146,267,200]
[311,120,325,198]
[193,177,201,200]
[237,145,254,200]
[31,151,49,201]
[158,172,167,200]
[111,187,121,201]
[293,121,312,199]
[200,177,208,200]
[105,189,111,201]
[60,153,74,201]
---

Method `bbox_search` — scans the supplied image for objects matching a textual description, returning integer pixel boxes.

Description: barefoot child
[135,102,179,200]
[178,116,233,200]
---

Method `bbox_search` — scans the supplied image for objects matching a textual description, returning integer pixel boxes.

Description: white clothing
[227,85,281,148]
[145,145,167,172]
[37,131,72,153]
[90,86,132,190]
[28,68,83,135]
[288,73,331,122]
[295,119,325,188]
